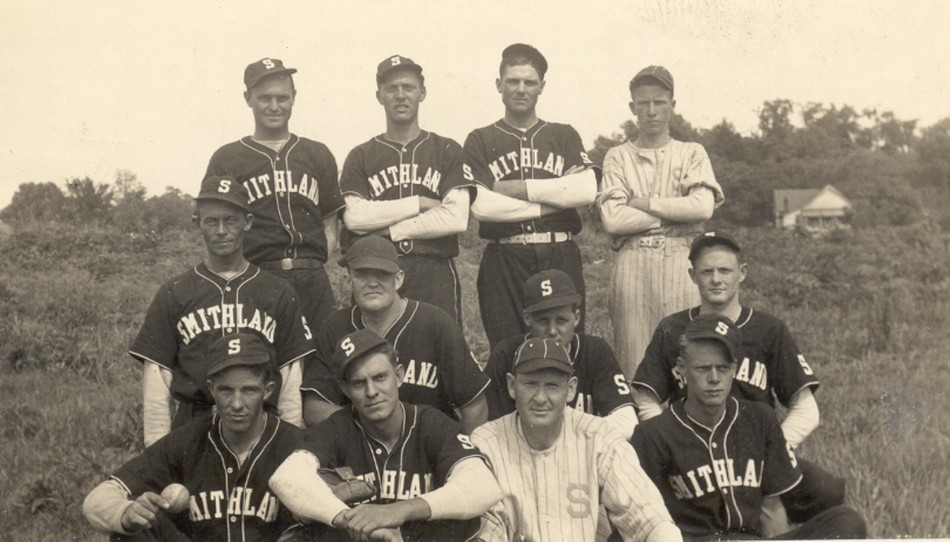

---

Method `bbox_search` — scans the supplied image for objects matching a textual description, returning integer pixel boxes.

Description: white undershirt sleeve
[525,169,598,208]
[269,451,349,525]
[143,361,175,447]
[83,479,135,535]
[781,388,820,448]
[420,457,502,520]
[604,405,638,441]
[470,185,544,222]
[389,187,471,241]
[277,360,303,428]
[342,195,420,234]
[633,388,666,422]
[646,186,716,222]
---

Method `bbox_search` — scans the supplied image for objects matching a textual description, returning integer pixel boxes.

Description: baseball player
[484,270,637,439]
[471,337,681,542]
[205,57,345,330]
[597,65,724,380]
[270,329,502,542]
[339,55,475,324]
[301,235,489,433]
[631,314,866,540]
[633,231,845,525]
[464,43,600,349]
[83,333,304,541]
[131,175,314,445]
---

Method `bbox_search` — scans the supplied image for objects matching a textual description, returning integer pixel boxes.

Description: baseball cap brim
[207,354,269,377]
[683,331,739,363]
[514,358,574,375]
[195,193,251,213]
[377,63,423,84]
[247,68,297,89]
[688,236,741,261]
[340,255,400,274]
[524,292,581,313]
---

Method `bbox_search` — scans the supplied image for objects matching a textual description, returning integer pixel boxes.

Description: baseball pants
[266,267,338,330]
[781,458,847,523]
[398,254,462,326]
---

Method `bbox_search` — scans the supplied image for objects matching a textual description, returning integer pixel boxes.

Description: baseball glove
[318,466,376,504]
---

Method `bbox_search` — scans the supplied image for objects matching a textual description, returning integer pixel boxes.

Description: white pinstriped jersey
[471,407,674,542]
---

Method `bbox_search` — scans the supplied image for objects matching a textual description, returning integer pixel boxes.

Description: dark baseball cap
[206,333,273,377]
[683,314,741,363]
[513,338,573,375]
[196,175,251,213]
[244,58,297,90]
[334,329,392,380]
[630,65,674,94]
[523,270,581,313]
[502,43,548,78]
[376,55,423,85]
[339,235,400,273]
[688,231,741,262]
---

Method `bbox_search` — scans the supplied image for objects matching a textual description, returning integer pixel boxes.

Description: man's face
[245,75,295,134]
[195,201,253,260]
[688,246,748,308]
[678,341,735,410]
[341,352,403,424]
[349,267,404,313]
[629,84,675,138]
[376,71,425,126]
[207,366,274,436]
[496,64,545,116]
[524,305,579,345]
[507,368,576,432]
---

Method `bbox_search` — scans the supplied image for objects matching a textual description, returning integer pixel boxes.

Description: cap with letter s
[630,65,674,94]
[206,332,273,377]
[244,57,297,90]
[333,328,392,380]
[513,337,573,375]
[523,270,581,313]
[196,175,251,213]
[683,314,742,363]
[376,54,423,84]
[688,231,741,262]
[338,235,400,273]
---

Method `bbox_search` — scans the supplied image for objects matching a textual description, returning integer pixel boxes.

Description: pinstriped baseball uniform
[599,140,724,380]
[471,407,674,542]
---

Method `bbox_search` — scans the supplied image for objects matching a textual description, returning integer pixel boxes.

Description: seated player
[632,314,867,540]
[270,329,502,541]
[82,333,303,541]
[472,337,681,542]
[483,270,637,439]
[301,235,489,433]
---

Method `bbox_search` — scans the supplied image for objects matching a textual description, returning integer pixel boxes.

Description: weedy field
[0,219,947,540]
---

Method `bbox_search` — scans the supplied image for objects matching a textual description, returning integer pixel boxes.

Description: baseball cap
[630,65,674,94]
[688,231,742,262]
[244,58,297,90]
[523,270,581,313]
[333,329,392,380]
[339,235,400,273]
[196,175,251,213]
[513,338,573,375]
[683,314,742,363]
[376,55,424,85]
[206,333,273,377]
[502,43,548,78]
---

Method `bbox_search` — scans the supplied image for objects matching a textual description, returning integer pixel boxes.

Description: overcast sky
[1,0,948,208]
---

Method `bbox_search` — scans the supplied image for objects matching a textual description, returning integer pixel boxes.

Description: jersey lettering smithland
[366,164,443,197]
[242,170,322,206]
[187,488,280,523]
[487,148,567,181]
[176,304,278,345]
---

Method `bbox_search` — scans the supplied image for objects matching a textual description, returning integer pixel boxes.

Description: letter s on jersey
[456,434,475,450]
[462,163,474,181]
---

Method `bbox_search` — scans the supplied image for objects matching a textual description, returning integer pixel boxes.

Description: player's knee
[820,505,868,539]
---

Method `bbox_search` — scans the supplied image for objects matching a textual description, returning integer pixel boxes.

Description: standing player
[633,231,845,524]
[131,175,314,445]
[464,43,600,349]
[205,57,345,330]
[339,55,475,323]
[598,65,724,380]
[301,235,489,433]
[632,315,866,540]
[483,270,637,439]
[271,329,502,542]
[472,338,681,542]
[83,333,303,541]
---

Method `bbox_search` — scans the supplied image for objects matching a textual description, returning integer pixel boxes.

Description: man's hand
[419,196,442,211]
[341,503,406,540]
[119,492,169,532]
[368,527,405,541]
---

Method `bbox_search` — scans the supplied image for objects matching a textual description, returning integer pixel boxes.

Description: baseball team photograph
[1,1,948,541]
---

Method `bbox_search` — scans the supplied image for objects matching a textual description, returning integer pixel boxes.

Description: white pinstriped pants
[609,238,699,380]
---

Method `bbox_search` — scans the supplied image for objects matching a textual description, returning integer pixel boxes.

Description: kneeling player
[82,333,303,541]
[632,315,867,540]
[271,329,501,541]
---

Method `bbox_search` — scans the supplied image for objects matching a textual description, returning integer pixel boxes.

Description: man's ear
[243,213,255,232]
[394,270,406,290]
[567,376,578,403]
[506,373,516,401]
[395,363,405,387]
[688,265,697,285]
[495,78,503,94]
[244,90,252,106]
[738,262,749,284]
[263,380,277,402]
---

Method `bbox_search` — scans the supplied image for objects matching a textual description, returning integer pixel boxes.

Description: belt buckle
[280,258,293,271]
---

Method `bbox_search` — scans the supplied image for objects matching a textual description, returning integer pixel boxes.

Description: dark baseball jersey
[301,402,484,541]
[300,300,489,417]
[130,263,315,410]
[484,333,633,420]
[632,397,802,539]
[205,135,345,264]
[634,306,820,408]
[110,414,303,541]
[463,119,594,240]
[339,131,476,257]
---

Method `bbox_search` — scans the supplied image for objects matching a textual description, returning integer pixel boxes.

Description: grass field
[0,219,947,540]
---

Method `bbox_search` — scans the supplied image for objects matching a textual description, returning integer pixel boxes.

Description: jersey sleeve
[205,147,230,178]
[587,338,635,416]
[760,405,803,496]
[463,130,495,190]
[434,316,490,409]
[339,146,372,199]
[680,144,723,204]
[110,427,190,496]
[559,125,595,172]
[438,139,478,197]
[421,407,485,483]
[483,341,517,420]
[298,415,344,467]
[129,283,180,370]
[315,145,345,218]
[770,321,821,406]
[271,281,317,368]
[300,320,345,405]
[630,422,666,486]
[632,321,677,402]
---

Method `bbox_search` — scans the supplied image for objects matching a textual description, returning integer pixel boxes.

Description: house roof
[774,185,851,214]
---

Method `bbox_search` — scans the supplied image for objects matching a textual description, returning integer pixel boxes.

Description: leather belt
[636,234,666,249]
[258,258,324,271]
[494,232,573,245]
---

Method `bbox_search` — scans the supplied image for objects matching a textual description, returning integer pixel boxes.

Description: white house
[774,185,852,230]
